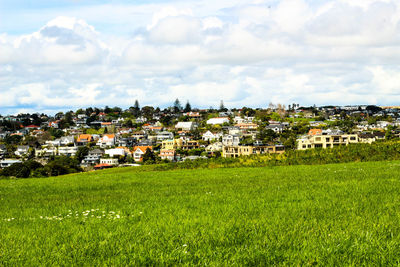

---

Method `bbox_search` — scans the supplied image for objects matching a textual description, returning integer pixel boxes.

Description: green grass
[1,161,400,265]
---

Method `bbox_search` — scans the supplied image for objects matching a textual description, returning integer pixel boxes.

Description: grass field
[1,161,400,265]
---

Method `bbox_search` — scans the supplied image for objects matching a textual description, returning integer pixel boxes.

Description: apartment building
[297,134,359,150]
[222,145,285,158]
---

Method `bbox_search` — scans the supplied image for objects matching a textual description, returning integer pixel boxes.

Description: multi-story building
[162,139,184,150]
[222,145,285,158]
[297,134,359,150]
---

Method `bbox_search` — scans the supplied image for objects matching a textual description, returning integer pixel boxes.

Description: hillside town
[0,100,398,171]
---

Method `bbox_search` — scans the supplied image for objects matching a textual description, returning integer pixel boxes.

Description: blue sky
[1,0,400,115]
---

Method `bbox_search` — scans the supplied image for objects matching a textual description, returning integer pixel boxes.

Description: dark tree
[76,146,89,162]
[219,100,227,112]
[173,98,182,113]
[142,148,156,163]
[184,101,192,112]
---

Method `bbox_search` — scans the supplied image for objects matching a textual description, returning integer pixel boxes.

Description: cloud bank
[1,0,400,114]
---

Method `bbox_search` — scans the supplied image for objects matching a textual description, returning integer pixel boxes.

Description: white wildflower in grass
[183,244,187,247]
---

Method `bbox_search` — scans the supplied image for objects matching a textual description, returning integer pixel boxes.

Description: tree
[132,99,141,117]
[142,148,156,163]
[76,146,89,162]
[184,101,192,112]
[219,100,227,112]
[0,163,30,178]
[173,98,182,113]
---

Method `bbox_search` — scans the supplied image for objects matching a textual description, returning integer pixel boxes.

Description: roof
[308,129,323,136]
[133,146,152,153]
[94,163,112,168]
[77,134,92,142]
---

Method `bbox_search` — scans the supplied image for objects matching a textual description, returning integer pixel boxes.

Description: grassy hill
[1,161,400,265]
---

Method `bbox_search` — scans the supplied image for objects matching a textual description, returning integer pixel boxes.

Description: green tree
[173,98,182,113]
[184,101,192,112]
[142,148,156,163]
[76,146,89,162]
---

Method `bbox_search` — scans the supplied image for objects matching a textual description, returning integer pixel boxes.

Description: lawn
[1,161,400,265]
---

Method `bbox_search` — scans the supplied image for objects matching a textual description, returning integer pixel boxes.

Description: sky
[1,0,400,115]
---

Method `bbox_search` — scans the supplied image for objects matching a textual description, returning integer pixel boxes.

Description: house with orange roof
[77,134,93,145]
[96,134,116,148]
[132,146,153,162]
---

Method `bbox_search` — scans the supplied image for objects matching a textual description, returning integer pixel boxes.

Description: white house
[100,158,119,165]
[14,146,30,157]
[96,134,116,148]
[104,148,126,157]
[222,134,241,146]
[0,159,22,168]
[58,146,78,157]
[156,131,174,141]
[205,142,223,152]
[60,136,75,146]
[202,131,223,141]
[206,117,230,125]
[175,121,197,131]
[132,146,152,162]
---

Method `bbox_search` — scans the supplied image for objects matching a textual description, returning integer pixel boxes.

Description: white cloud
[2,1,400,114]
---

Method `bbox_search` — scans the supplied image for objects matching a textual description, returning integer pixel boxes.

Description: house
[96,134,116,148]
[205,142,223,152]
[297,133,359,150]
[222,134,241,146]
[104,148,126,158]
[149,126,163,132]
[100,158,119,165]
[160,149,176,161]
[162,139,184,150]
[132,146,152,162]
[15,146,29,157]
[58,146,78,157]
[0,159,22,168]
[233,116,254,124]
[77,134,93,146]
[206,117,230,125]
[222,145,285,158]
[266,123,285,133]
[136,116,147,123]
[132,131,147,141]
[156,131,174,141]
[184,112,202,118]
[175,121,197,131]
[202,131,223,141]
[235,123,258,130]
[181,140,199,150]
[35,146,57,158]
[48,121,59,128]
[81,149,104,166]
[117,137,136,147]
[60,136,75,146]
